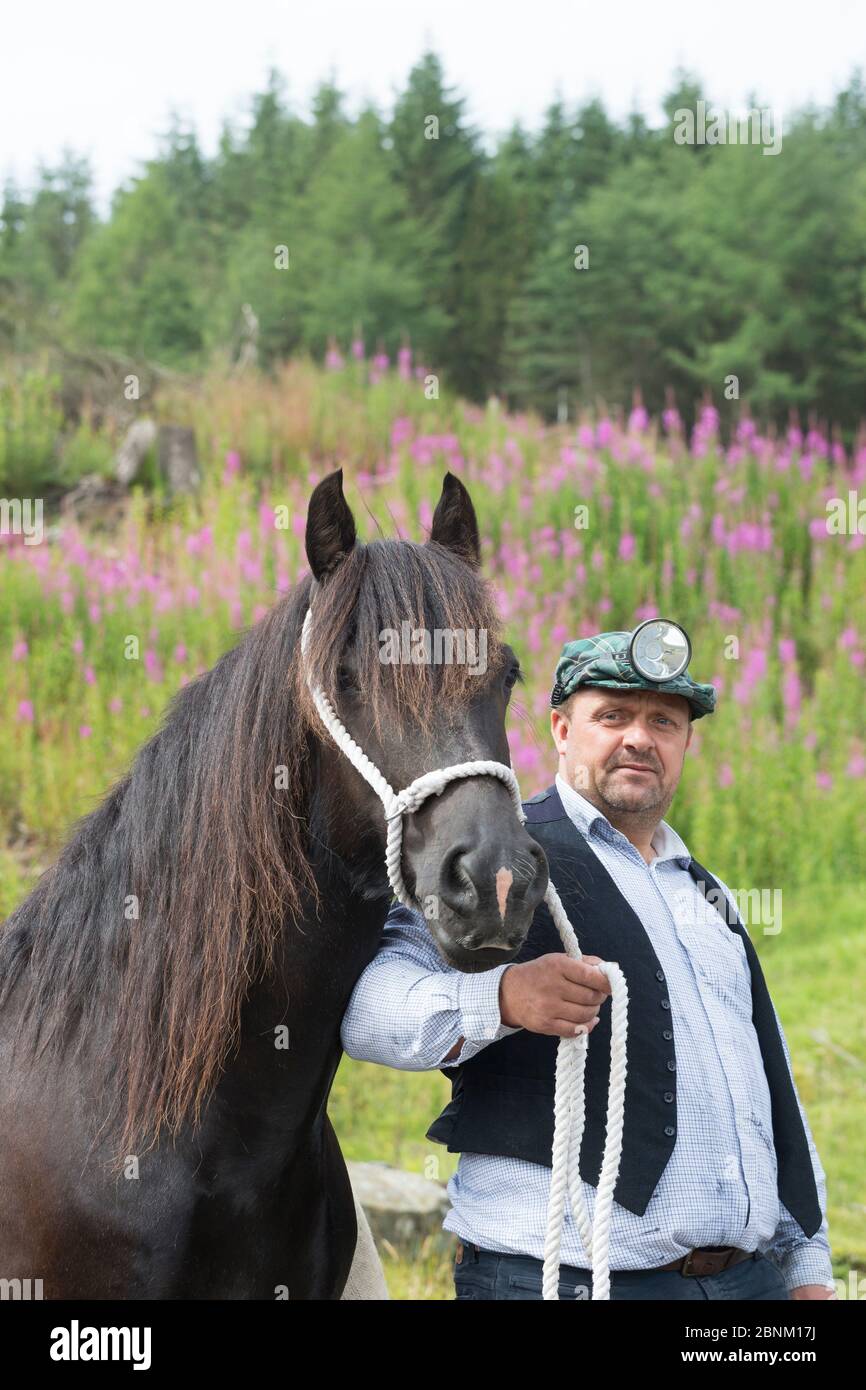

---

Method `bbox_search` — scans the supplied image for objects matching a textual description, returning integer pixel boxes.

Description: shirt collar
[554,771,692,868]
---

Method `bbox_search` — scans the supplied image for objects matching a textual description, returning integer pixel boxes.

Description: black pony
[0,469,547,1298]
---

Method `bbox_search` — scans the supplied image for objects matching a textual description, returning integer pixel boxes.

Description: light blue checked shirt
[340,771,833,1291]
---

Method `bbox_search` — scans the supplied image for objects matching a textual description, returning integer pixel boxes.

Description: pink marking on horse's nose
[495,866,514,921]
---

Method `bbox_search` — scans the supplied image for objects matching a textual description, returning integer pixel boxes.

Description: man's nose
[622,724,654,747]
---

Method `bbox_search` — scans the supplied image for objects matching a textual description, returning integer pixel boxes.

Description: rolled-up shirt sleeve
[340,902,523,1071]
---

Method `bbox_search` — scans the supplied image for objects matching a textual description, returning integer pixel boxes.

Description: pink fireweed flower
[815,771,832,791]
[618,533,636,561]
[782,670,801,723]
[258,501,275,538]
[391,416,414,448]
[72,637,84,655]
[109,696,123,714]
[223,451,242,483]
[84,665,96,685]
[17,699,34,723]
[325,343,344,370]
[174,644,188,664]
[12,639,28,660]
[79,725,92,739]
[846,753,866,778]
[398,345,412,380]
[596,419,613,448]
[351,337,365,360]
[143,649,163,681]
[778,638,796,663]
[718,763,734,788]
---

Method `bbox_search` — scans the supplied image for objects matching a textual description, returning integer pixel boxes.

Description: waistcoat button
[663,1029,673,1040]
[664,1125,676,1137]
[664,1091,674,1102]
[656,969,664,982]
[667,1060,676,1071]
[660,999,671,1010]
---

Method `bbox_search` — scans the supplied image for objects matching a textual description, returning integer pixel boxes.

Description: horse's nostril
[439,846,479,917]
[437,835,546,923]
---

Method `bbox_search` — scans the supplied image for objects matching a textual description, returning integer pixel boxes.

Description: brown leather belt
[654,1246,755,1277]
[457,1241,757,1278]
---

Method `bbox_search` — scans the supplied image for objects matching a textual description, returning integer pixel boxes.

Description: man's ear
[551,707,570,754]
[428,472,481,568]
[305,468,357,581]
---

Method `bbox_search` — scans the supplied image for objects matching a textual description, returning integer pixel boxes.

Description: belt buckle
[681,1249,699,1277]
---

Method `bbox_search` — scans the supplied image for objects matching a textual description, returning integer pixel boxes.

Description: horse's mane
[0,536,505,1155]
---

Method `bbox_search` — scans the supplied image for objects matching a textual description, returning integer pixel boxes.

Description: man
[341,629,835,1301]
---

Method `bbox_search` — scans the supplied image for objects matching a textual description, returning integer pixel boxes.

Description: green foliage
[0,369,63,492]
[4,59,866,431]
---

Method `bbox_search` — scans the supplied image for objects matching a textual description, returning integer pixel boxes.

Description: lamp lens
[630,620,690,681]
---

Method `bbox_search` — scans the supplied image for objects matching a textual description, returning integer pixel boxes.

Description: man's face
[550,687,693,823]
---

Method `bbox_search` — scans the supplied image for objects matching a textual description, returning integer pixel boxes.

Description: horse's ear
[428,472,481,568]
[305,469,357,581]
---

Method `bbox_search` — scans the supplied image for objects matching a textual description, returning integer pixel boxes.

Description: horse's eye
[504,664,521,691]
[337,666,360,694]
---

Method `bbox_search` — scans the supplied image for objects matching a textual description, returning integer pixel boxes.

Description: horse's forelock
[295,538,506,748]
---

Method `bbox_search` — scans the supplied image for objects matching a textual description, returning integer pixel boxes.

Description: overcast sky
[3,0,864,216]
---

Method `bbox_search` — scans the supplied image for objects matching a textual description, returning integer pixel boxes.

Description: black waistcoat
[426,783,822,1238]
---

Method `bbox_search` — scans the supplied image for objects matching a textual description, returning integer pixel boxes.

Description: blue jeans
[453,1244,790,1300]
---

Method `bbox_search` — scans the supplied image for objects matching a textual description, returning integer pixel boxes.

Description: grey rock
[114,419,157,485]
[347,1160,450,1251]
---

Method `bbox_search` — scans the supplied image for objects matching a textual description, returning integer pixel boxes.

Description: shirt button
[655,969,664,982]
[663,1091,675,1103]
[660,999,671,1010]
[664,1125,676,1137]
[662,1029,673,1040]
[667,1059,676,1071]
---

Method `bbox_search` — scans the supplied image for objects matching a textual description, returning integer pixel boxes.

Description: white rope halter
[300,605,629,1300]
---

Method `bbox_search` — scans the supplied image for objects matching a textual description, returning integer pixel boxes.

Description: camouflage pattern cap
[550,630,717,720]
